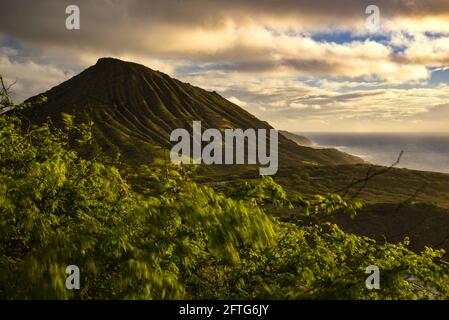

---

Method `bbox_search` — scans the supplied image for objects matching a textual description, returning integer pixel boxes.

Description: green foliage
[228,177,362,218]
[228,176,290,207]
[0,104,448,299]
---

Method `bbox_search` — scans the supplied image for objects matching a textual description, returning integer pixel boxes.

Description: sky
[1,0,449,132]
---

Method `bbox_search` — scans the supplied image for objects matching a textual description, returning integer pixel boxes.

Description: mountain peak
[93,57,153,72]
[95,57,137,66]
[95,56,122,65]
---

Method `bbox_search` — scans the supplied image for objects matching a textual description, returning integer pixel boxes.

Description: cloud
[1,1,449,131]
[227,96,248,107]
[0,1,443,83]
[178,69,449,131]
[0,47,74,101]
[400,33,449,66]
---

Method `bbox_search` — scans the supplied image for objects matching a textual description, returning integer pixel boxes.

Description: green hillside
[20,58,363,167]
[279,130,314,146]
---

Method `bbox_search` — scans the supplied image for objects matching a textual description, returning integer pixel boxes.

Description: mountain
[279,131,314,146]
[20,57,363,168]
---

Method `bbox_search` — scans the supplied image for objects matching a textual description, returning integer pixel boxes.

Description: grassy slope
[17,57,449,256]
[279,130,314,146]
[21,57,363,168]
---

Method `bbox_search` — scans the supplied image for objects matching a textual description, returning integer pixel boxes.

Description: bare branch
[333,150,404,200]
[0,75,16,113]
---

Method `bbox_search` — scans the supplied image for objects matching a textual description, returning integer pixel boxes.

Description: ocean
[297,132,449,174]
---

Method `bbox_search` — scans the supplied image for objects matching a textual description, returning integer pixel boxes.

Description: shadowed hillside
[20,57,363,168]
[279,130,314,146]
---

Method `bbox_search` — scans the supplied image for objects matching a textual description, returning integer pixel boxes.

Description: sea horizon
[295,131,449,174]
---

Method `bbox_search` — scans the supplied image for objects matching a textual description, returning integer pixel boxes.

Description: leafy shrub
[0,94,448,299]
